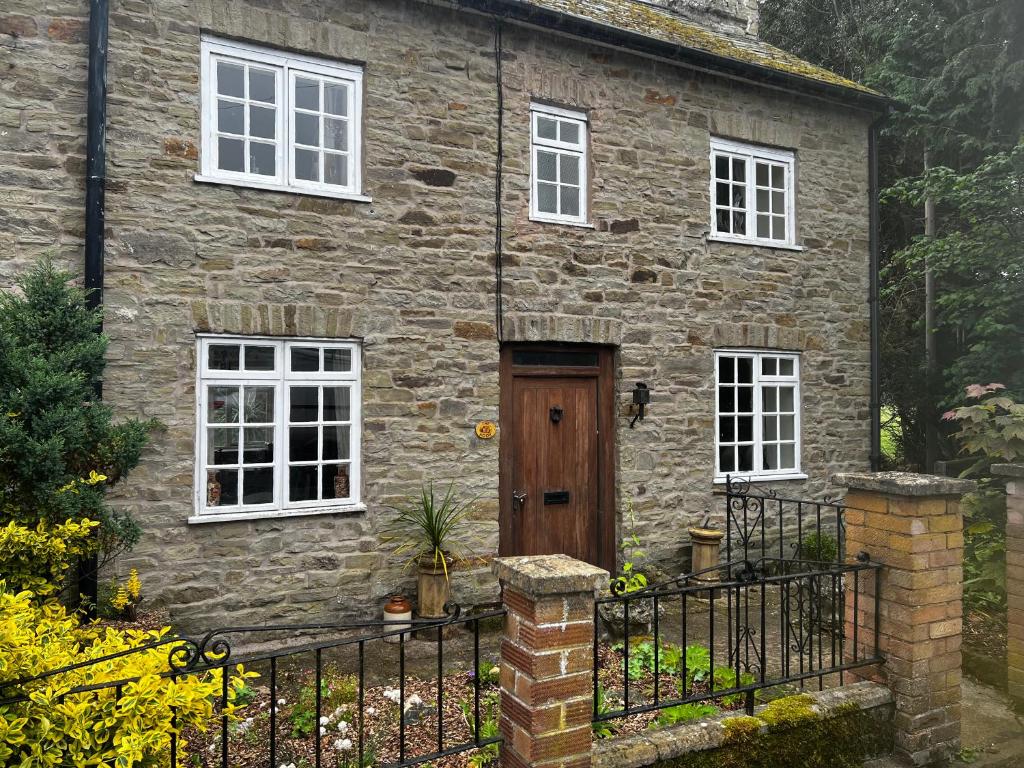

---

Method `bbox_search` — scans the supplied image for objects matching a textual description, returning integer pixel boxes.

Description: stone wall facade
[1,0,875,629]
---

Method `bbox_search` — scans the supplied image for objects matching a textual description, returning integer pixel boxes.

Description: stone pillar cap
[492,554,609,596]
[992,463,1024,478]
[833,471,975,497]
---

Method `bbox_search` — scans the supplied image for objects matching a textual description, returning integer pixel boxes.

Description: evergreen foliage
[0,261,160,559]
[760,0,1024,467]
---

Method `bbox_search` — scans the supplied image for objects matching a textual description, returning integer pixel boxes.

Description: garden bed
[177,634,822,768]
[186,659,501,768]
[964,608,1008,689]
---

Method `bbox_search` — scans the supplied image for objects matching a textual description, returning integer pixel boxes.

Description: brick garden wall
[1,0,874,629]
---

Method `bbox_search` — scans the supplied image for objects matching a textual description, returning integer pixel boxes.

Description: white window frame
[192,335,364,524]
[713,349,805,483]
[197,35,369,202]
[530,103,590,227]
[708,138,800,250]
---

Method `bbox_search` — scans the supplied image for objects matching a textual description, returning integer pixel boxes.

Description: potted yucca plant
[386,481,474,619]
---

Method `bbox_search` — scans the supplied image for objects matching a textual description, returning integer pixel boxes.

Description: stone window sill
[706,234,806,252]
[188,503,367,525]
[529,215,596,229]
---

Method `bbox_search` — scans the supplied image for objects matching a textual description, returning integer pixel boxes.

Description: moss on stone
[757,693,816,728]
[526,0,881,95]
[652,694,893,768]
[721,715,762,745]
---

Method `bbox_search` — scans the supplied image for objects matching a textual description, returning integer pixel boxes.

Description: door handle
[512,490,527,512]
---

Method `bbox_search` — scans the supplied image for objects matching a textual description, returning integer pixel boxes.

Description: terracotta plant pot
[416,556,451,619]
[383,594,413,643]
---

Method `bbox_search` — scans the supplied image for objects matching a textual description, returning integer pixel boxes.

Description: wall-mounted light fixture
[630,382,650,428]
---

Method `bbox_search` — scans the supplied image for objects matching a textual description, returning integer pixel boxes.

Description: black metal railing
[592,478,883,725]
[723,475,848,566]
[0,605,504,768]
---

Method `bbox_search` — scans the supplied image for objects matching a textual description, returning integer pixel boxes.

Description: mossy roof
[514,0,882,99]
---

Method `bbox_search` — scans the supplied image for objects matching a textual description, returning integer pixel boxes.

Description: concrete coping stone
[833,471,975,497]
[492,554,609,597]
[591,682,894,768]
[992,463,1024,479]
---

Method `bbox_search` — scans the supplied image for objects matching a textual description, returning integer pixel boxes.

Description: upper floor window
[710,138,796,248]
[198,36,365,200]
[714,350,803,482]
[194,336,362,522]
[530,103,588,226]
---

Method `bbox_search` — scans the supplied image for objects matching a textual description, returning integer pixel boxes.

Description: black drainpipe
[85,0,109,315]
[79,0,110,617]
[868,114,886,471]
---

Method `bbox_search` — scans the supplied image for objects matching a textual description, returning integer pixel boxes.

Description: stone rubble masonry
[493,555,609,768]
[2,0,875,630]
[834,471,974,767]
[992,464,1024,707]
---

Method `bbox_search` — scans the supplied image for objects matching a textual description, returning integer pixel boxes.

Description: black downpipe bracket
[80,0,110,617]
[868,116,885,471]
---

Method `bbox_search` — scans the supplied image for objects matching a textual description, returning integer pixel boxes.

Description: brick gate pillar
[993,464,1024,708]
[835,472,975,767]
[493,554,609,768]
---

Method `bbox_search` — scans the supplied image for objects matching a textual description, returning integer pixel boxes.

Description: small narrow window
[530,104,588,226]
[196,337,362,520]
[710,138,796,247]
[714,350,802,481]
[200,36,363,199]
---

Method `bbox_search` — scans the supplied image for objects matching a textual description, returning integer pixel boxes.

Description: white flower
[320,715,330,726]
[404,693,423,711]
[320,726,326,736]
[366,706,377,716]
[336,720,350,734]
[383,688,401,704]
[334,738,353,752]
[277,698,287,707]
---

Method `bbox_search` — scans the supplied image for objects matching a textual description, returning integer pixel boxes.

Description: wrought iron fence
[723,475,848,566]
[0,606,504,768]
[592,477,883,725]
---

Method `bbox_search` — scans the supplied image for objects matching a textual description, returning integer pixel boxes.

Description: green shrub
[0,261,160,560]
[798,532,839,564]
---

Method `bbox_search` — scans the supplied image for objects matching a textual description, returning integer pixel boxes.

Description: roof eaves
[447,0,892,113]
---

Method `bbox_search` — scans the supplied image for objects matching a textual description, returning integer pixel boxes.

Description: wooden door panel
[499,345,615,571]
[511,376,598,564]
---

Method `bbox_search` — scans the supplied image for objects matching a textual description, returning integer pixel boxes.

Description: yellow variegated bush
[0,519,256,767]
[0,517,99,596]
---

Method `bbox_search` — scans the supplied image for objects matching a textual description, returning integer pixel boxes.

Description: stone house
[1,0,887,629]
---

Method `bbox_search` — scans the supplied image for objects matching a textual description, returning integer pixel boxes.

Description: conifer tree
[0,261,159,559]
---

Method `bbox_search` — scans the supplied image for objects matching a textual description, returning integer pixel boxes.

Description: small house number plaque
[475,421,497,439]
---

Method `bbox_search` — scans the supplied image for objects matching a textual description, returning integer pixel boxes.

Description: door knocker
[549,406,563,424]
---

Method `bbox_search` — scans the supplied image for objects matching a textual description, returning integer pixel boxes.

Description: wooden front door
[499,345,615,570]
